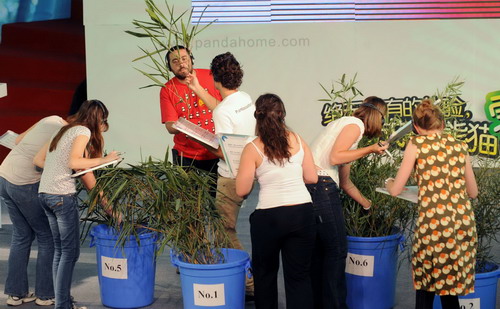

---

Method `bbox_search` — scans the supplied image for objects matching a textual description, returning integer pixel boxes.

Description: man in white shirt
[208,52,256,298]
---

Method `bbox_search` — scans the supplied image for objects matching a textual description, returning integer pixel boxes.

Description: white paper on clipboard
[218,133,255,178]
[173,117,219,149]
[71,159,122,177]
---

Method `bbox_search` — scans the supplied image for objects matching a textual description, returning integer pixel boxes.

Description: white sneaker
[6,293,36,306]
[35,297,55,306]
[71,304,88,309]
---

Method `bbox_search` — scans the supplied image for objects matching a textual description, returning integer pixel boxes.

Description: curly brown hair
[210,52,243,90]
[255,93,291,166]
[413,99,444,130]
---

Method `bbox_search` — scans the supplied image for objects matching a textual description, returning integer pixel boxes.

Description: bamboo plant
[470,156,500,273]
[81,152,230,264]
[125,0,214,88]
[82,1,229,264]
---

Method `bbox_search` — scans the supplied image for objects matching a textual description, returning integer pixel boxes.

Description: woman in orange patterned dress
[385,100,478,309]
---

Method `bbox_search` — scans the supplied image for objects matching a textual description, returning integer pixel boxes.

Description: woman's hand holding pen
[371,141,389,155]
[102,151,121,164]
[378,141,394,159]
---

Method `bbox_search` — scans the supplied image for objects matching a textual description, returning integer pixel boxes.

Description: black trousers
[250,203,315,309]
[415,290,460,309]
[171,149,218,173]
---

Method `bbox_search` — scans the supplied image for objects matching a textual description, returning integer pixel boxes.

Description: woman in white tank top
[236,93,318,309]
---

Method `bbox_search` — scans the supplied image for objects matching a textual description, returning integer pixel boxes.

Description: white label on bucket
[459,298,480,309]
[345,253,374,277]
[193,283,225,306]
[101,256,128,280]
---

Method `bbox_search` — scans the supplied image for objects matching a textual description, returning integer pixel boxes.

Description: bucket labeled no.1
[90,224,157,309]
[171,248,250,309]
[346,233,403,309]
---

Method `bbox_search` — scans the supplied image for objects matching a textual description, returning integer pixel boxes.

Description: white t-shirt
[310,116,365,184]
[39,125,91,195]
[213,91,256,178]
[0,116,65,185]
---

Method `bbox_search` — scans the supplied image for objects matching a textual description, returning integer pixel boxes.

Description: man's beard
[174,68,191,80]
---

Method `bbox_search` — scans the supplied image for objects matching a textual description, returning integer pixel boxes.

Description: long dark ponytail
[254,93,290,166]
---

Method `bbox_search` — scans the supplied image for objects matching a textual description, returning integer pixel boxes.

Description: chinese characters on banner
[320,95,500,158]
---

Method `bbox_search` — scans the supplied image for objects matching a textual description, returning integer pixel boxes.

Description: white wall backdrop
[84,0,500,164]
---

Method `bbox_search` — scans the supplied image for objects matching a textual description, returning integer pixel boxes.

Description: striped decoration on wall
[192,0,500,23]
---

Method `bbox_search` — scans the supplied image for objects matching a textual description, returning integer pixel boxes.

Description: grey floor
[0,187,499,309]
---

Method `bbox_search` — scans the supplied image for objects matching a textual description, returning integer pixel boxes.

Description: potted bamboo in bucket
[83,154,241,309]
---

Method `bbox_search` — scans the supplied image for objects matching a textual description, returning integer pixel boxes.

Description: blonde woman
[386,100,478,309]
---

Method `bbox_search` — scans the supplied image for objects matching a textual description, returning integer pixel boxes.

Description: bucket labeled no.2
[346,233,403,309]
[171,248,250,309]
[90,224,157,309]
[433,263,500,309]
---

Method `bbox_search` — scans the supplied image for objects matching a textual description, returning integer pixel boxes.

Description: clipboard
[71,159,122,177]
[0,83,7,98]
[0,130,19,149]
[387,121,413,144]
[218,133,255,177]
[386,99,441,144]
[376,186,418,203]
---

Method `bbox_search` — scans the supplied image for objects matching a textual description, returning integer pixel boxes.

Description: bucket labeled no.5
[90,224,157,309]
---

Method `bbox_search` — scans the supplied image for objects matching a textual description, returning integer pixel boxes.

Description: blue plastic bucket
[346,233,403,309]
[90,224,157,309]
[171,248,250,309]
[433,263,500,309]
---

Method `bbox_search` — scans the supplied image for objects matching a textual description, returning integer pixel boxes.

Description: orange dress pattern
[411,133,476,296]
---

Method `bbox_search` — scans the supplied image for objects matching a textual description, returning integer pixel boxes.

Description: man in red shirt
[160,45,222,173]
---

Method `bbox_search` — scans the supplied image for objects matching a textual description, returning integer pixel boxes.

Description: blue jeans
[0,177,54,299]
[306,176,348,309]
[39,193,80,309]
